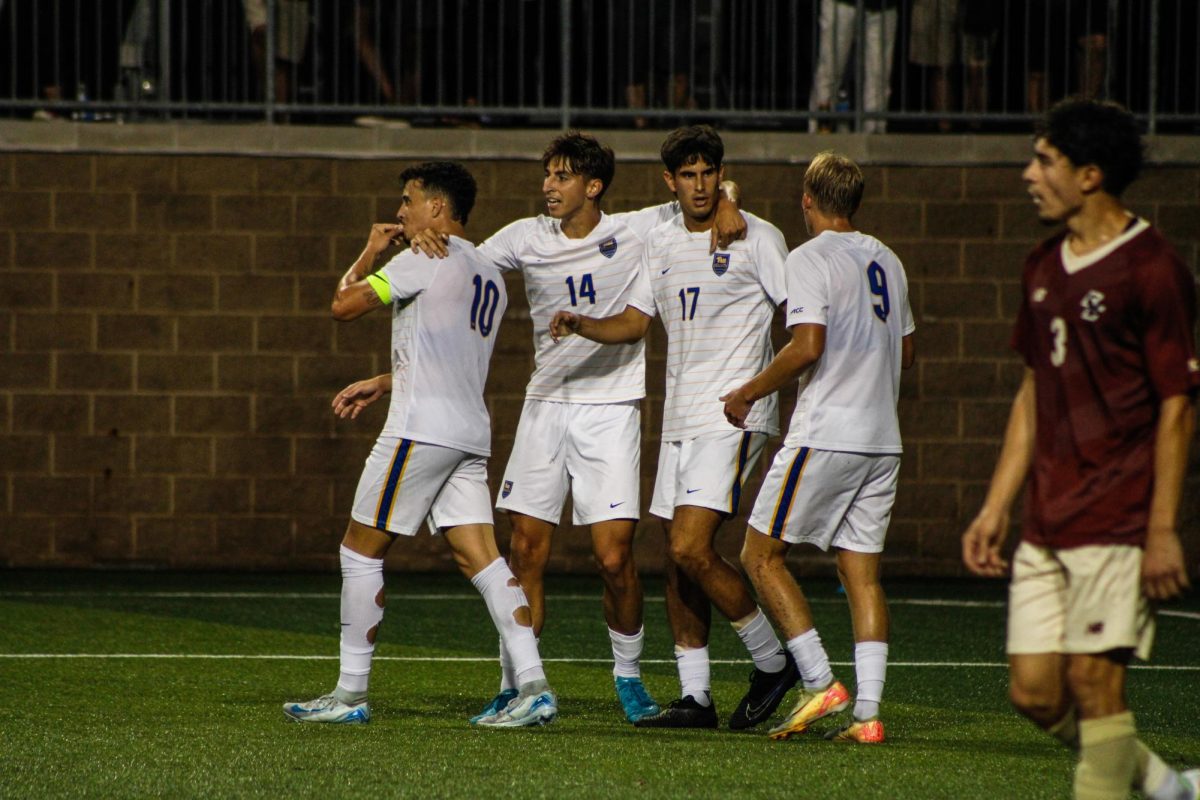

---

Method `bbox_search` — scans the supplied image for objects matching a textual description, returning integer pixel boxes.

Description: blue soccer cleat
[475,689,558,728]
[282,693,370,724]
[615,676,660,723]
[469,688,519,725]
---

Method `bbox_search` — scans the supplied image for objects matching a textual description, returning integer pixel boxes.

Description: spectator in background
[242,0,310,104]
[1025,0,1111,113]
[809,0,900,133]
[908,0,958,131]
[961,1,1002,121]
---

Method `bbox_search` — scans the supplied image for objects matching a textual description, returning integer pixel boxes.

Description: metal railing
[0,0,1196,132]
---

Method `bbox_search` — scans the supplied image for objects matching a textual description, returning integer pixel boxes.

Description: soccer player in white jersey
[549,125,799,730]
[723,152,915,743]
[412,131,744,724]
[282,162,556,729]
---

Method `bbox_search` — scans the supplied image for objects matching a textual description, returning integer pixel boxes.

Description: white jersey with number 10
[377,236,507,456]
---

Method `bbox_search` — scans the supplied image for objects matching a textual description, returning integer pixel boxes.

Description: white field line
[1,591,1196,622]
[0,653,1196,671]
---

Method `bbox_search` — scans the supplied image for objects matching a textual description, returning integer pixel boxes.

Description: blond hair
[803,151,864,219]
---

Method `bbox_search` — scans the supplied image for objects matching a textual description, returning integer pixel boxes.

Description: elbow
[330,298,359,322]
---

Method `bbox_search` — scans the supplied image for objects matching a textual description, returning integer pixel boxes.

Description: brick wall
[1,149,1198,575]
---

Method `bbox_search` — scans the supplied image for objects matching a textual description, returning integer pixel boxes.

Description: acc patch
[712,252,730,276]
[599,237,618,258]
[502,480,513,498]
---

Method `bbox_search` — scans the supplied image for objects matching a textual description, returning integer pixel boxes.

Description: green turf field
[1,570,1197,799]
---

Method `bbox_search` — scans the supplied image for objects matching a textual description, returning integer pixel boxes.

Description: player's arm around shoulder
[331,223,404,321]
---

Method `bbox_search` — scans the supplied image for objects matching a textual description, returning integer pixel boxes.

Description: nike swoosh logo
[610,501,624,508]
[686,488,701,494]
[661,267,671,274]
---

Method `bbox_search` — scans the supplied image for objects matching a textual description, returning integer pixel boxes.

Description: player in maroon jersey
[962,98,1199,800]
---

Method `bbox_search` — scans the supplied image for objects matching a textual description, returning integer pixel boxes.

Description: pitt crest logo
[712,252,730,276]
[502,480,513,498]
[598,237,618,258]
[1032,288,1048,303]
[1079,290,1106,322]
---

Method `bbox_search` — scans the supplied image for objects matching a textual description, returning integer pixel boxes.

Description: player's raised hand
[409,228,450,259]
[549,310,581,343]
[719,387,753,429]
[1141,527,1191,600]
[961,510,1010,578]
[368,223,404,254]
[331,376,388,420]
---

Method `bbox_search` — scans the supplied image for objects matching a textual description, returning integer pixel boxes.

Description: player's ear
[662,170,676,193]
[585,177,603,201]
[1078,164,1105,194]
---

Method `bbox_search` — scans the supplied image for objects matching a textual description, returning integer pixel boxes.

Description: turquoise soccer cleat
[615,676,660,723]
[469,688,519,725]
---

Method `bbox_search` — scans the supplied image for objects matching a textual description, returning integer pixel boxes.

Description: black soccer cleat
[633,695,718,729]
[728,653,800,730]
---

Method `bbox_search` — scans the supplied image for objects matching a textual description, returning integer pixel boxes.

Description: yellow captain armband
[366,273,392,305]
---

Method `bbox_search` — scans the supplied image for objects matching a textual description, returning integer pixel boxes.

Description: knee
[1064,657,1122,716]
[593,543,632,581]
[740,537,775,576]
[508,530,550,572]
[1009,678,1065,726]
[668,536,710,576]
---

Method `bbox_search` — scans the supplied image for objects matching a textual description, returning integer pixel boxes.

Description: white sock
[471,558,545,686]
[853,641,888,721]
[497,636,516,692]
[732,608,787,674]
[786,628,834,691]
[609,627,644,679]
[335,545,384,704]
[675,645,711,706]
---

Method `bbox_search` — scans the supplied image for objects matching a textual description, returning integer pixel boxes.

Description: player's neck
[559,205,602,239]
[682,210,716,234]
[1064,197,1132,256]
[809,215,855,236]
[432,221,467,242]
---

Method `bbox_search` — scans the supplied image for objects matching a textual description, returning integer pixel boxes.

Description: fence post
[560,0,572,129]
[1148,0,1159,134]
[157,0,171,118]
[265,0,276,123]
[854,0,865,132]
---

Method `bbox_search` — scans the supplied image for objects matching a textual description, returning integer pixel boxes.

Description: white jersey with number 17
[628,211,788,441]
[783,230,914,454]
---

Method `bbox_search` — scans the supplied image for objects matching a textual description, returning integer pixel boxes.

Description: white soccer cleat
[282,693,370,724]
[475,689,557,728]
[1181,768,1200,800]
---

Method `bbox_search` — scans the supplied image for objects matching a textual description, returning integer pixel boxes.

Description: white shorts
[351,436,493,536]
[497,399,640,526]
[748,446,900,552]
[650,430,768,520]
[1007,541,1155,660]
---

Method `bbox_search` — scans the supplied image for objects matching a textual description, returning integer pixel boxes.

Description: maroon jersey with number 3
[1012,220,1199,549]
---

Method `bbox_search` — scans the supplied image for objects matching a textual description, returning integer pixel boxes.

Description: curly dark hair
[1034,98,1144,197]
[398,161,477,225]
[660,125,724,174]
[542,131,616,202]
